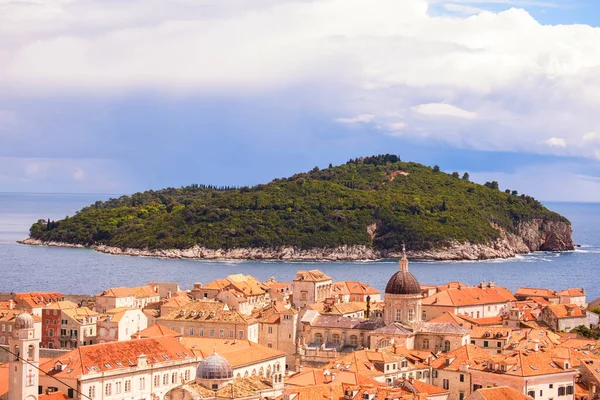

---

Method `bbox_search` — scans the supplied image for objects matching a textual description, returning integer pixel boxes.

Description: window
[189,328,194,336]
[349,335,358,346]
[477,311,480,318]
[124,380,131,392]
[497,342,502,347]
[238,330,244,339]
[154,375,160,387]
[314,333,323,344]
[268,343,273,348]
[115,381,121,394]
[332,334,341,344]
[105,383,111,396]
[483,341,489,348]
[528,391,535,398]
[229,330,234,338]
[558,387,565,396]
[172,373,177,384]
[163,374,168,385]
[53,319,57,324]
[49,329,54,337]
[443,379,449,390]
[300,291,307,301]
[470,340,475,344]
[210,329,215,337]
[422,339,429,350]
[549,384,553,389]
[459,393,464,400]
[395,309,402,321]
[139,377,145,390]
[473,384,482,391]
[268,326,273,334]
[88,386,95,399]
[422,310,427,320]
[444,340,451,352]
[184,369,191,381]
[219,329,224,338]
[199,328,203,337]
[433,370,438,378]
[408,309,414,321]
[540,390,543,397]
[567,386,573,395]
[68,389,74,398]
[459,374,464,382]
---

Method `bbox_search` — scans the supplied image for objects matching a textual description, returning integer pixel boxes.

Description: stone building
[292,270,332,310]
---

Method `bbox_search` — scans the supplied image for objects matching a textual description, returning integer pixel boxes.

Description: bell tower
[9,313,39,400]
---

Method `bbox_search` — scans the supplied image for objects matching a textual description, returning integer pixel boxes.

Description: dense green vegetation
[29,155,569,252]
[570,325,599,339]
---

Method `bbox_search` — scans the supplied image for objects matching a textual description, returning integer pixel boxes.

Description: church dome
[196,353,233,380]
[15,313,35,330]
[385,245,421,295]
[385,270,421,295]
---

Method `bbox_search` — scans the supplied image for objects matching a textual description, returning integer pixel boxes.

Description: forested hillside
[28,155,569,253]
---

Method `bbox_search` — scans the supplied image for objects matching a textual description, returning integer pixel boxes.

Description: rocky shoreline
[18,219,574,261]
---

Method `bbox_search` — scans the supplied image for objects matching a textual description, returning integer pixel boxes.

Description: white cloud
[1,0,600,161]
[335,114,375,124]
[411,103,477,119]
[545,137,567,148]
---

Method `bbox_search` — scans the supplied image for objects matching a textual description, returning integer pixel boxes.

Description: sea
[0,192,599,299]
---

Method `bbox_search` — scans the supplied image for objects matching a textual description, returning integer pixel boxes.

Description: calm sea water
[0,193,598,299]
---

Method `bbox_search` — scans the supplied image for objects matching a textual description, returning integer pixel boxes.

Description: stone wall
[0,344,68,363]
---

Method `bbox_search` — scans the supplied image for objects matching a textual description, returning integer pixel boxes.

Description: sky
[2,0,600,201]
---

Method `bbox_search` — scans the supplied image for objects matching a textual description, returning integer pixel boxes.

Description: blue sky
[2,0,600,201]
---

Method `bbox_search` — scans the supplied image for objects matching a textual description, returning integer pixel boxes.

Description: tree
[433,165,440,173]
[451,172,460,179]
[511,190,518,196]
[462,172,470,181]
[505,189,511,194]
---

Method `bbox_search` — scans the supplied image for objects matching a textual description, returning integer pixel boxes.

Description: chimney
[590,383,596,400]
[480,282,486,289]
[136,353,148,368]
[533,340,539,352]
[167,291,172,299]
[8,300,14,310]
[488,281,495,288]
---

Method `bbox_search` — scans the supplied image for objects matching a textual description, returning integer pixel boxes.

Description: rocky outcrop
[19,218,573,261]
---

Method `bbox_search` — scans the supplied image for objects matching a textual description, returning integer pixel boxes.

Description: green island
[25,155,573,260]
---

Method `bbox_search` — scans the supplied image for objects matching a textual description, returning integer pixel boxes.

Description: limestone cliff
[20,219,574,261]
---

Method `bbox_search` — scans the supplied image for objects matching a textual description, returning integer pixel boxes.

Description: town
[1,249,599,400]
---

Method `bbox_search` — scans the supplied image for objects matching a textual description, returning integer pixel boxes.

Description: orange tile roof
[516,288,557,298]
[14,292,64,308]
[132,324,182,339]
[333,281,380,296]
[429,312,469,326]
[557,288,586,297]
[286,368,384,387]
[294,269,331,282]
[181,337,285,368]
[422,285,515,307]
[409,379,449,395]
[39,392,70,400]
[470,326,511,340]
[545,304,585,319]
[474,386,534,400]
[158,301,254,324]
[469,349,576,377]
[39,336,194,379]
[431,344,491,371]
[284,383,345,400]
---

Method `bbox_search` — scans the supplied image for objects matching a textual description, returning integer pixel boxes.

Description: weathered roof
[310,315,385,330]
[294,269,331,282]
[182,337,285,368]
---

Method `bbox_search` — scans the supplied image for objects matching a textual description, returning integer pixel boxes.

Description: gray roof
[385,271,421,295]
[311,316,385,330]
[372,322,415,336]
[416,322,470,335]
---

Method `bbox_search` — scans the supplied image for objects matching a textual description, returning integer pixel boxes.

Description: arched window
[443,340,451,352]
[314,333,323,344]
[276,363,281,372]
[422,339,429,350]
[27,344,36,361]
[244,371,249,377]
[266,365,272,378]
[259,367,264,377]
[349,335,358,346]
[377,339,390,349]
[251,369,257,376]
[332,334,341,344]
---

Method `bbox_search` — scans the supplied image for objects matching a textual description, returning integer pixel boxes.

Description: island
[21,155,574,261]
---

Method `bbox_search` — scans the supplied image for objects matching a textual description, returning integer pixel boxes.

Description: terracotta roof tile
[181,337,285,368]
[473,386,534,400]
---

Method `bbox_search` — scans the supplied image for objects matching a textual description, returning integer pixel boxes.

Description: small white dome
[196,353,233,380]
[15,313,35,330]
